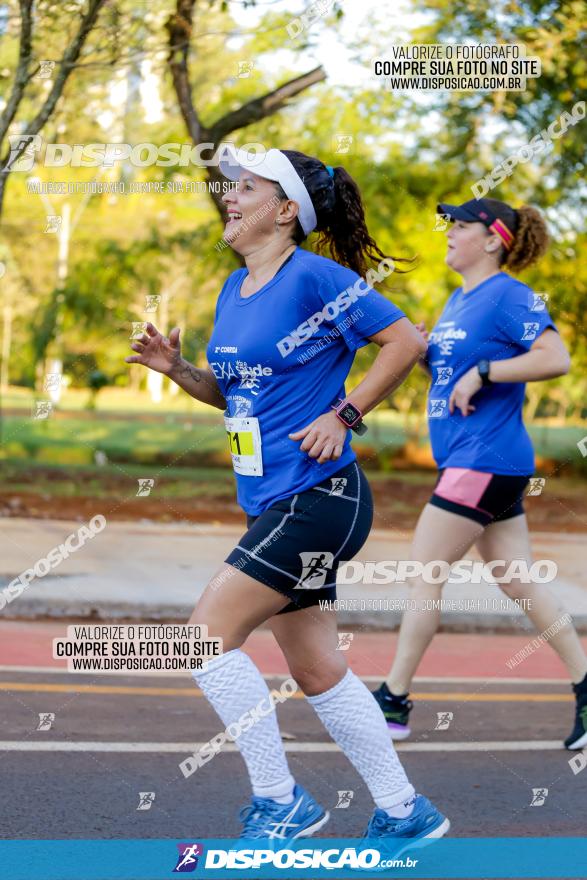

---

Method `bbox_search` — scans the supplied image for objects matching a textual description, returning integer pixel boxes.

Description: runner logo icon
[329,477,348,495]
[522,322,540,341]
[530,788,549,806]
[173,843,204,872]
[434,711,453,730]
[136,478,155,497]
[236,361,273,395]
[529,292,548,312]
[230,395,252,416]
[337,632,354,651]
[36,712,55,731]
[296,552,334,589]
[434,367,453,385]
[527,478,546,496]
[136,792,155,810]
[433,213,451,231]
[335,790,354,809]
[428,399,447,418]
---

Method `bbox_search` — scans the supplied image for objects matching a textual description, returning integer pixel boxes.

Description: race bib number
[224,415,263,476]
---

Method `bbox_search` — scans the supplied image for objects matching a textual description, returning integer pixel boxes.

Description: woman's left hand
[289,411,348,463]
[449,366,483,416]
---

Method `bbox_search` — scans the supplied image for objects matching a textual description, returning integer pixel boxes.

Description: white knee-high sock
[306,668,415,810]
[192,649,295,801]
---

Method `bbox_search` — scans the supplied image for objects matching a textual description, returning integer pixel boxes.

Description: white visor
[218,146,318,236]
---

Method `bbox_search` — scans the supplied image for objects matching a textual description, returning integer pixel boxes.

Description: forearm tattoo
[178,363,202,383]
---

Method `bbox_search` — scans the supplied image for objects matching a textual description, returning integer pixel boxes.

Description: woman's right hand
[124,322,182,375]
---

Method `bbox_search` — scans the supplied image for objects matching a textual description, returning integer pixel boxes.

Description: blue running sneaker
[363,794,449,862]
[239,783,329,840]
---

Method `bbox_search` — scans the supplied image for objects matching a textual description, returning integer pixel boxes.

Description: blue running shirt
[207,247,405,515]
[426,272,556,475]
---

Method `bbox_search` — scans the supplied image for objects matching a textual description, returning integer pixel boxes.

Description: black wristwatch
[477,359,493,386]
[332,399,368,435]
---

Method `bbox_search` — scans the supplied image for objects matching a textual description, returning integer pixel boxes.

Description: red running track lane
[1,621,585,679]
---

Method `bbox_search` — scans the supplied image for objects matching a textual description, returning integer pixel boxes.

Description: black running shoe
[564,675,587,750]
[372,682,412,740]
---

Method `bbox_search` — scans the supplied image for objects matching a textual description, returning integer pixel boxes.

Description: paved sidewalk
[1,517,586,631]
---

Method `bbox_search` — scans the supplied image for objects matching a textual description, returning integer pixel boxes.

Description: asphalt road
[1,675,585,838]
[1,625,586,880]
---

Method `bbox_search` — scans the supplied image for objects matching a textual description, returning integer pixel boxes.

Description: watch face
[339,403,360,424]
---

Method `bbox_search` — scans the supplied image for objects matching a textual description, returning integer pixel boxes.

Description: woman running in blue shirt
[373,197,587,751]
[126,147,450,843]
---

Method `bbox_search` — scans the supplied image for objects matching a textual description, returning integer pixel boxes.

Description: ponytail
[504,205,550,273]
[483,198,549,272]
[275,150,414,278]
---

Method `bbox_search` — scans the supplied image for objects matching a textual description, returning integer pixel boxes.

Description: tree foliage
[1,0,585,421]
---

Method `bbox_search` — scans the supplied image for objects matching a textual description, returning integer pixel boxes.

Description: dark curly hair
[484,198,550,273]
[273,150,414,278]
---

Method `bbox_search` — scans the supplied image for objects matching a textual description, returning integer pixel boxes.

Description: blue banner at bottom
[0,837,583,879]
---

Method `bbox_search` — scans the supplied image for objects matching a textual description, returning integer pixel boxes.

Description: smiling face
[446,219,502,273]
[221,170,299,254]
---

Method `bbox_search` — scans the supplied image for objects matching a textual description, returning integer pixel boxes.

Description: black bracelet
[477,359,493,386]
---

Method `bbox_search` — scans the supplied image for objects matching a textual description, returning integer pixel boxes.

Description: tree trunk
[166,0,326,224]
[0,0,108,225]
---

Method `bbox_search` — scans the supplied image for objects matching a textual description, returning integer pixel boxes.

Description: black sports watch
[332,399,368,435]
[477,359,493,386]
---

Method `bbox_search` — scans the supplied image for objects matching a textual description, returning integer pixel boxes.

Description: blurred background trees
[0,0,585,452]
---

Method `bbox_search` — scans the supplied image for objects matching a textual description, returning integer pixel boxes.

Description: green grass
[0,394,408,466]
[0,412,228,465]
[1,384,210,415]
[527,423,587,460]
[2,386,586,470]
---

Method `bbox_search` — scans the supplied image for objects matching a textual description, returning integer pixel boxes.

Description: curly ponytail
[483,198,550,273]
[504,205,550,273]
[274,150,414,278]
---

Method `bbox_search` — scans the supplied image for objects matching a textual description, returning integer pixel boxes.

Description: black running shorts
[224,460,373,613]
[429,467,531,526]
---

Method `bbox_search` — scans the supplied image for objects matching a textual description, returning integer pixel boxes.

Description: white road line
[0,666,568,685]
[0,740,566,753]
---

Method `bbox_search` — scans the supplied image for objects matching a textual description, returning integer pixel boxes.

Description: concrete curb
[3,597,587,633]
